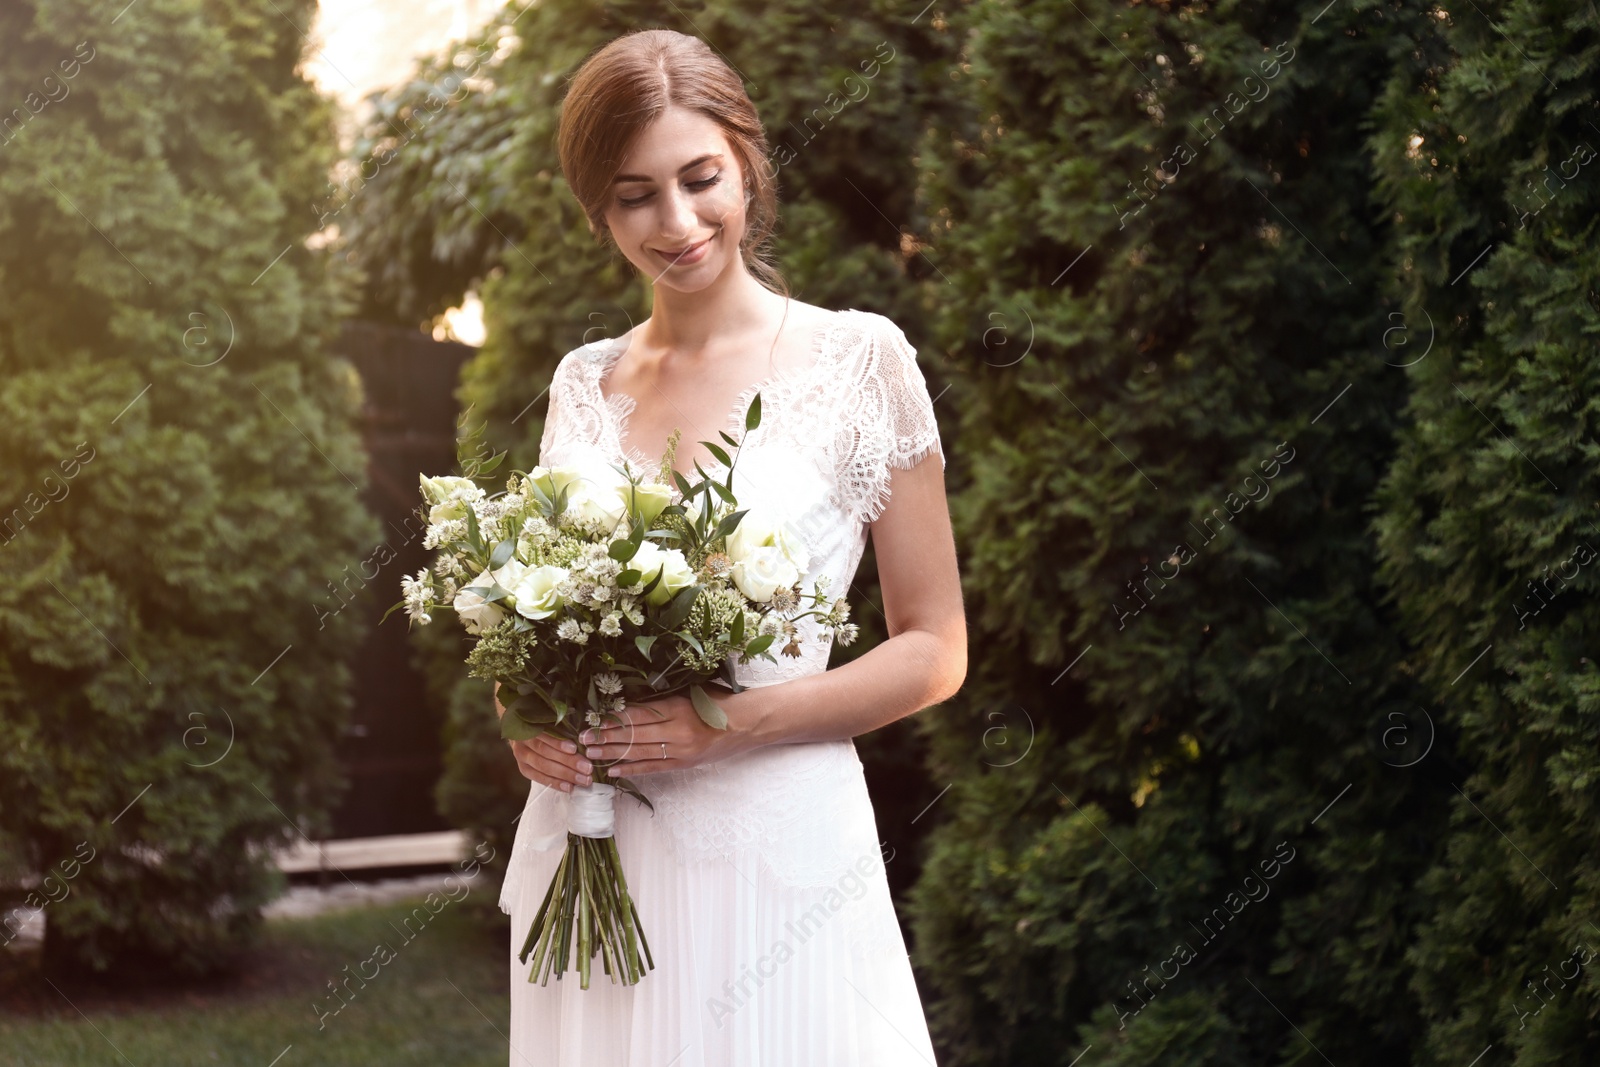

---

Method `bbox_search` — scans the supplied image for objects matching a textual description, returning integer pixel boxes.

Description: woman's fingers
[509,735,595,791]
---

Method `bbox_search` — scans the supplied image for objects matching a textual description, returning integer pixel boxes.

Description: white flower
[492,558,528,597]
[421,475,486,525]
[556,618,589,644]
[730,545,801,604]
[528,465,585,503]
[420,474,480,506]
[453,568,507,635]
[423,518,467,551]
[619,480,674,529]
[598,611,623,637]
[401,569,434,623]
[628,541,697,606]
[595,672,623,695]
[726,507,809,574]
[557,459,631,529]
[511,565,571,620]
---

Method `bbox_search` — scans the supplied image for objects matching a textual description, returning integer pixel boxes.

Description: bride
[495,27,966,1067]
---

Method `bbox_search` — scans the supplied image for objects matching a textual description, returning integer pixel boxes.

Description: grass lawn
[0,894,516,1066]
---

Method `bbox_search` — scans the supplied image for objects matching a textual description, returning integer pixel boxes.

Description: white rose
[420,474,478,506]
[511,565,570,620]
[730,545,801,603]
[626,480,674,528]
[453,568,507,634]
[726,507,809,572]
[653,549,696,607]
[529,465,584,502]
[492,558,528,605]
[561,459,631,529]
[421,474,485,524]
[626,542,697,606]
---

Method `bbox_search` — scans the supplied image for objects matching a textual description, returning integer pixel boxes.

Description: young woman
[496,28,966,1066]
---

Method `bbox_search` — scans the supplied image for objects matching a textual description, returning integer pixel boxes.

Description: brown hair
[557,30,789,298]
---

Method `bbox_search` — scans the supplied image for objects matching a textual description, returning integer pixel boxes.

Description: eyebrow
[611,153,723,185]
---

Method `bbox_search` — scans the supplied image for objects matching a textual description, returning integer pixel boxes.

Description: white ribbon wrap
[566,782,617,840]
[524,781,618,852]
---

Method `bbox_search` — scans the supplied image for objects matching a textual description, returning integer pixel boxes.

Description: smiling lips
[654,235,711,265]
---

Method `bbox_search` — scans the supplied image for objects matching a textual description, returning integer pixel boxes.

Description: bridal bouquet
[388,395,858,989]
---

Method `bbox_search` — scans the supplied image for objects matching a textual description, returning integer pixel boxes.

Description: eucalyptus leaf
[490,538,516,569]
[657,584,702,630]
[500,713,545,741]
[710,509,749,544]
[689,684,730,731]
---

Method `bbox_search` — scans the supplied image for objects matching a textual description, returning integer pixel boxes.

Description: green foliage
[903,0,1454,1062]
[1369,0,1600,1060]
[0,0,380,975]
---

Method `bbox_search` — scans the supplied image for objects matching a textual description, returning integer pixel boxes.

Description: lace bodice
[536,307,945,689]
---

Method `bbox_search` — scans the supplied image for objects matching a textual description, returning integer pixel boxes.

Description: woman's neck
[641,262,786,353]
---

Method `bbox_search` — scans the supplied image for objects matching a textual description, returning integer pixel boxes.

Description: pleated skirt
[499,738,939,1066]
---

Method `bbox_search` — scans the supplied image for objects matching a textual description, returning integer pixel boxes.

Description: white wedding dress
[500,307,945,1067]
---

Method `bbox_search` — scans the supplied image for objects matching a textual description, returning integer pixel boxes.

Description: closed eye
[618,173,723,209]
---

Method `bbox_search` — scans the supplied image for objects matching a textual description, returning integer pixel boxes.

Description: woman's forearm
[730,627,965,748]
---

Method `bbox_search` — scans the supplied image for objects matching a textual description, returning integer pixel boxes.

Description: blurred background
[0,0,1596,1063]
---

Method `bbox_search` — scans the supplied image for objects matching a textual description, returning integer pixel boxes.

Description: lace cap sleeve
[835,312,945,524]
[537,347,585,467]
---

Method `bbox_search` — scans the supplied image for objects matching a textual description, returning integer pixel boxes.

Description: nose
[657,184,705,245]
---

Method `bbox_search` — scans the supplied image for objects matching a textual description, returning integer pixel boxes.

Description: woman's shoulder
[553,331,625,381]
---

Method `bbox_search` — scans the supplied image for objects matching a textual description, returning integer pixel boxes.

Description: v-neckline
[593,310,843,487]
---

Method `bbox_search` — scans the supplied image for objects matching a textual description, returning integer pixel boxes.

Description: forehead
[615,106,732,177]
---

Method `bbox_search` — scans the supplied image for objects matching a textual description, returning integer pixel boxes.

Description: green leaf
[745,392,762,431]
[501,713,545,741]
[710,508,749,544]
[690,683,730,730]
[657,583,702,629]
[490,538,516,569]
[704,440,732,467]
[635,634,659,661]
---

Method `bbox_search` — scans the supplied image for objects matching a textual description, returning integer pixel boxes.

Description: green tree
[0,0,379,976]
[903,0,1449,1063]
[1369,0,1600,1059]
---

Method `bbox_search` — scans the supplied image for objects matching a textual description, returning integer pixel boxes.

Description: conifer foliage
[0,0,379,975]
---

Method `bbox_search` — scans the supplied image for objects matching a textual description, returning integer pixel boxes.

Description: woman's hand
[578,686,755,779]
[497,683,594,793]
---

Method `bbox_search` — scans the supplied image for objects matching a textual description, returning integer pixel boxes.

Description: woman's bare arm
[728,452,967,747]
